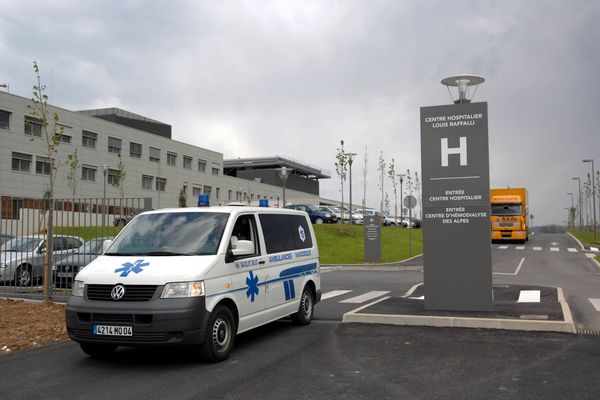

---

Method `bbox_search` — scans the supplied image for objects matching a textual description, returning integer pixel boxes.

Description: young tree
[335,140,348,231]
[388,158,398,221]
[66,149,80,226]
[112,151,127,199]
[378,151,386,225]
[414,170,422,220]
[178,186,187,207]
[27,61,63,295]
[384,192,390,215]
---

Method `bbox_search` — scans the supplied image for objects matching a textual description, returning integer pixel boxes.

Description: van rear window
[259,214,312,254]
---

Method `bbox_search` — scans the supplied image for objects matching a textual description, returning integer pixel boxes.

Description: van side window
[259,214,312,254]
[231,214,259,257]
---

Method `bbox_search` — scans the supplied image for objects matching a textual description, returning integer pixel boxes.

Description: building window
[36,156,51,175]
[130,142,142,158]
[142,175,154,190]
[149,147,160,163]
[0,109,11,129]
[155,177,166,192]
[198,160,206,172]
[11,152,32,172]
[55,133,71,144]
[82,165,97,182]
[107,169,120,185]
[183,156,192,169]
[108,136,122,153]
[216,188,220,200]
[82,130,97,148]
[167,152,177,166]
[228,190,232,201]
[192,187,202,197]
[204,185,212,198]
[212,167,220,176]
[24,116,42,137]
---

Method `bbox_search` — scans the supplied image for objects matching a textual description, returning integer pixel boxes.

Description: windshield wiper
[103,252,141,256]
[145,251,189,256]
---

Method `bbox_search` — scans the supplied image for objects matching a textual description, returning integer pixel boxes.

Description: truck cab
[490,188,529,243]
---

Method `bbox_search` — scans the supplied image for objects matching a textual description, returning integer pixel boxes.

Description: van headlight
[72,280,85,297]
[161,281,205,298]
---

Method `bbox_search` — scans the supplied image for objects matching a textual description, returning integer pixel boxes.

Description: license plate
[93,325,133,336]
[57,272,74,278]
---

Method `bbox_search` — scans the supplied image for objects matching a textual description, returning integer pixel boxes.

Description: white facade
[0,92,319,208]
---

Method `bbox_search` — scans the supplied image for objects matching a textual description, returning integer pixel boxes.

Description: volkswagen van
[65,206,320,362]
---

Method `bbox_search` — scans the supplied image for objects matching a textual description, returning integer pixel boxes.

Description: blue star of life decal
[246,271,259,302]
[115,259,150,277]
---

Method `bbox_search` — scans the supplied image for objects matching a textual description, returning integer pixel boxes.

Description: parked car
[383,212,400,226]
[400,216,421,228]
[0,235,84,286]
[53,236,113,288]
[0,234,14,245]
[113,209,150,227]
[340,206,364,224]
[284,204,336,224]
[317,205,341,220]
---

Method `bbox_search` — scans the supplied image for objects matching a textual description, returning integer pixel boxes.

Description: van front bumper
[66,295,210,346]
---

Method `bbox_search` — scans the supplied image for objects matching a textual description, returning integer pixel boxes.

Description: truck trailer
[490,188,528,243]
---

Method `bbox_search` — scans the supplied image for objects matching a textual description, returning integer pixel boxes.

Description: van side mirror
[102,239,113,254]
[232,240,254,257]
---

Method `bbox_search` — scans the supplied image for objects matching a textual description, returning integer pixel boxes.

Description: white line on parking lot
[321,290,352,300]
[533,247,542,251]
[515,246,525,250]
[550,247,560,252]
[567,248,578,253]
[589,298,600,312]
[518,290,541,303]
[498,245,509,249]
[494,257,525,276]
[340,291,390,304]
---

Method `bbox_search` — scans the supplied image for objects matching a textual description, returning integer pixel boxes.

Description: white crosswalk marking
[591,247,599,252]
[550,247,560,252]
[340,291,390,304]
[321,290,352,300]
[515,246,525,250]
[586,253,597,259]
[567,248,578,253]
[589,299,600,312]
[518,290,540,303]
[498,245,508,249]
[533,247,542,251]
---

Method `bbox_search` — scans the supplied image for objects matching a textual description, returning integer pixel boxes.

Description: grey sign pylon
[420,102,493,311]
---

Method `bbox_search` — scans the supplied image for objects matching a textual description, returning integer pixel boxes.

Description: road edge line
[567,232,585,251]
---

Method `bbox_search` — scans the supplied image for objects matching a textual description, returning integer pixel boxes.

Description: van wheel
[15,265,32,287]
[79,343,117,357]
[200,305,236,362]
[315,218,324,224]
[291,286,314,325]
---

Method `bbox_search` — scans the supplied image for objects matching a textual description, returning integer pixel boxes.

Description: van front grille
[86,285,158,301]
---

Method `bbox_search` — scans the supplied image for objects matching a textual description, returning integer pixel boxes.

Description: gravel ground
[0,298,68,355]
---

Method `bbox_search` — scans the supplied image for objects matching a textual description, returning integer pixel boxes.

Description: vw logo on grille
[111,284,126,301]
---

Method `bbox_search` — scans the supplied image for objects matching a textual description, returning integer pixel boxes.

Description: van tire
[79,343,117,357]
[200,305,236,362]
[291,286,314,325]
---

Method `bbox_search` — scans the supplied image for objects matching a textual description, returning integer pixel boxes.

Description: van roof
[138,206,308,217]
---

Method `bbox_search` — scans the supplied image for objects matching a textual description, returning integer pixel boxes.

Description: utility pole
[573,177,583,230]
[583,159,597,241]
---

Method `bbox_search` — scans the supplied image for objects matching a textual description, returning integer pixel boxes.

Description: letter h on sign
[441,137,467,167]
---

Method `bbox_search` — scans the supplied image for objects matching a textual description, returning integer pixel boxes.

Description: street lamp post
[277,167,291,208]
[398,174,406,222]
[573,177,583,230]
[103,164,108,227]
[567,192,574,229]
[345,152,357,225]
[583,159,597,241]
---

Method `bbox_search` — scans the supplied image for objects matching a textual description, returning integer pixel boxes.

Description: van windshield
[491,204,522,216]
[105,212,229,256]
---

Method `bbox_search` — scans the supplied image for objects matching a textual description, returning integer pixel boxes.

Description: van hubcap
[212,317,230,350]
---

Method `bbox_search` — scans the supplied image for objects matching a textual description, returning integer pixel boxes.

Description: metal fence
[0,196,152,298]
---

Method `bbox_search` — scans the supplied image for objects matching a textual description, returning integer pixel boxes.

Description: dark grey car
[53,237,112,288]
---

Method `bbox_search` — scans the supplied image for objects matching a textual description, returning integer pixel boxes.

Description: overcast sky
[2,0,599,225]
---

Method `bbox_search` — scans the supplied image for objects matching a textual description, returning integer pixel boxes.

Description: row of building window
[0,110,221,175]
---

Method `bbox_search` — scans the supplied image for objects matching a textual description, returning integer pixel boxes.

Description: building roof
[223,155,331,179]
[77,107,172,139]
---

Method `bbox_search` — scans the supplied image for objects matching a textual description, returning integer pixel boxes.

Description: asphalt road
[1,321,599,400]
[1,232,599,399]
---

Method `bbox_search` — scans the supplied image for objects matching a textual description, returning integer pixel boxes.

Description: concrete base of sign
[343,285,576,334]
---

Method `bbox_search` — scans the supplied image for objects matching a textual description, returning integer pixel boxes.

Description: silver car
[0,234,84,286]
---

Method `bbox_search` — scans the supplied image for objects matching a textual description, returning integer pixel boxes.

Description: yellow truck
[490,188,529,243]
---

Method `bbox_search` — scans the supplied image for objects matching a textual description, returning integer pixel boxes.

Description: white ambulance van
[65,206,321,362]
